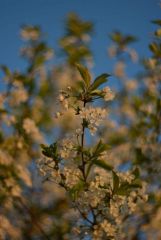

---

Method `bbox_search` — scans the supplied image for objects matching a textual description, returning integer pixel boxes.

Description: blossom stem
[81,101,87,182]
[17,197,50,240]
[76,205,93,226]
[90,205,97,225]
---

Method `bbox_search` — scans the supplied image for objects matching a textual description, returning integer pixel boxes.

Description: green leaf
[90,89,102,96]
[41,142,58,159]
[93,159,113,171]
[69,180,85,200]
[149,43,158,53]
[116,182,130,196]
[132,167,140,179]
[130,179,142,188]
[149,42,161,57]
[76,80,86,92]
[116,179,142,196]
[90,73,110,91]
[75,63,91,87]
[151,19,161,26]
[112,171,119,193]
[109,32,137,45]
[110,32,122,44]
[86,162,93,179]
[0,65,11,76]
[34,56,45,66]
[93,140,110,156]
[134,147,149,164]
[125,35,138,44]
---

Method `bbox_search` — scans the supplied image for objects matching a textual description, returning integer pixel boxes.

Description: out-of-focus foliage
[0,24,72,240]
[0,11,161,240]
[105,20,161,239]
[59,13,93,66]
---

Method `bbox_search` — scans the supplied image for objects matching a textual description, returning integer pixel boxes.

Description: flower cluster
[0,216,21,240]
[59,138,76,159]
[79,107,107,135]
[9,81,28,106]
[23,118,43,142]
[38,64,148,239]
[20,26,40,41]
[93,220,116,240]
[102,86,115,101]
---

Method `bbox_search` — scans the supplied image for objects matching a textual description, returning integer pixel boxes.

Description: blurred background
[0,1,161,240]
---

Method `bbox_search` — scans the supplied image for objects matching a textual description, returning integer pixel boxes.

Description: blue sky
[0,0,160,79]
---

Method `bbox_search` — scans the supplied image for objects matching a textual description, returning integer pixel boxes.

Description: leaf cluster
[74,63,110,103]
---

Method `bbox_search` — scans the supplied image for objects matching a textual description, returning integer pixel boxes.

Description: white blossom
[20,27,40,40]
[0,150,13,165]
[102,86,115,101]
[59,138,76,159]
[63,167,81,188]
[79,107,107,135]
[9,81,28,106]
[23,118,43,142]
[58,93,69,109]
[108,46,117,58]
[100,220,116,236]
[114,61,125,78]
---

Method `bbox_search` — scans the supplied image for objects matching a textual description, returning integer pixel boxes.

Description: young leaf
[76,80,86,92]
[151,19,161,26]
[116,182,130,196]
[112,171,119,193]
[93,140,110,156]
[41,142,58,159]
[132,167,140,179]
[116,179,142,196]
[134,147,149,164]
[109,32,122,44]
[90,89,102,96]
[0,65,11,76]
[149,42,161,57]
[93,159,113,171]
[75,63,91,87]
[130,179,142,188]
[90,73,110,91]
[69,180,85,200]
